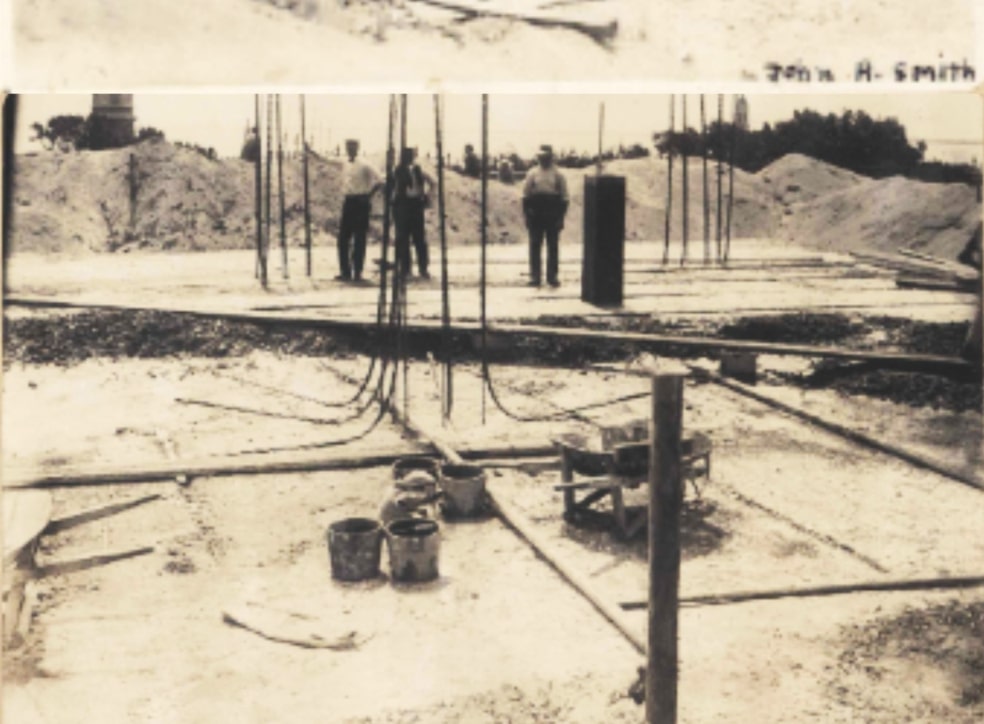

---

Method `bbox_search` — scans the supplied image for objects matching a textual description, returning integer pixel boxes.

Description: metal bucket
[327,517,383,582]
[439,464,487,518]
[386,519,440,583]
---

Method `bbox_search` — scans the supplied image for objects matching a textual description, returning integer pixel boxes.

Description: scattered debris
[222,600,372,650]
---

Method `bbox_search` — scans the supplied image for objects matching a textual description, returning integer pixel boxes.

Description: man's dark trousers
[528,221,559,285]
[338,194,371,278]
[394,198,429,276]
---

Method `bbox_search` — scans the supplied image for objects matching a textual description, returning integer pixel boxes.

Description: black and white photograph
[6,0,980,86]
[2,91,982,722]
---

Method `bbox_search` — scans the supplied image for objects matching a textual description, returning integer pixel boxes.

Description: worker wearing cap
[392,147,435,279]
[336,139,382,282]
[522,145,569,287]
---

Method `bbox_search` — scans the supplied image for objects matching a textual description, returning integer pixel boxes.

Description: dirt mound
[10,144,978,261]
[8,139,529,254]
[8,142,781,254]
[758,153,864,203]
[779,172,980,261]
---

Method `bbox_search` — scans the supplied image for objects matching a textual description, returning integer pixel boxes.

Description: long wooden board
[3,490,52,566]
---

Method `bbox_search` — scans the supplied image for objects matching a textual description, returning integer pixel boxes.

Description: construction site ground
[3,240,983,722]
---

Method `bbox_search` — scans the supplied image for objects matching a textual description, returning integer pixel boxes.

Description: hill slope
[9,142,979,261]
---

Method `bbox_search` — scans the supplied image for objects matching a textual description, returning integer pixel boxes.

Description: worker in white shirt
[392,147,435,279]
[337,139,382,282]
[522,145,569,287]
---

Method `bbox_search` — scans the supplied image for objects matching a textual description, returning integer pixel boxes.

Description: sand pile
[8,141,781,254]
[8,140,528,254]
[777,172,981,260]
[757,153,864,203]
[10,142,978,260]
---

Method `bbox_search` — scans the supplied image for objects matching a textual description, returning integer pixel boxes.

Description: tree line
[29,114,217,161]
[654,108,981,188]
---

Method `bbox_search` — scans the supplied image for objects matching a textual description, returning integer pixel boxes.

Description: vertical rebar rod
[597,101,605,175]
[480,94,489,425]
[301,95,312,278]
[254,95,266,288]
[701,95,710,266]
[680,96,689,266]
[265,96,273,279]
[399,95,409,422]
[434,94,452,423]
[716,95,723,264]
[725,96,737,264]
[276,95,288,279]
[400,94,408,156]
[379,95,396,328]
[663,95,674,266]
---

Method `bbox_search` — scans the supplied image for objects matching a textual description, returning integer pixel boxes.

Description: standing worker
[522,144,569,287]
[336,138,382,282]
[392,147,435,280]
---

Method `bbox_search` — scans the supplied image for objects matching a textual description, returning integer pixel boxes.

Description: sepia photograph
[6,0,980,86]
[2,91,983,722]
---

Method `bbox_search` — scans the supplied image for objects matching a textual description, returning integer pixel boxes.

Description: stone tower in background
[734,95,749,131]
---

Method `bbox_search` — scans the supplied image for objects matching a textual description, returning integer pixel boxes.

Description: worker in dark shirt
[392,147,435,280]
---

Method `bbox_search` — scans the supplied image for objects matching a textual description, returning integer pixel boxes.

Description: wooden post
[301,95,312,278]
[646,373,685,724]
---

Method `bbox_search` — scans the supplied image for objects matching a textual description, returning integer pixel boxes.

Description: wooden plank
[3,444,555,490]
[46,494,162,535]
[895,275,978,293]
[619,574,984,609]
[3,491,52,566]
[700,367,984,491]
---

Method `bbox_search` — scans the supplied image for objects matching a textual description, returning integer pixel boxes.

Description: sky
[13,92,984,164]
